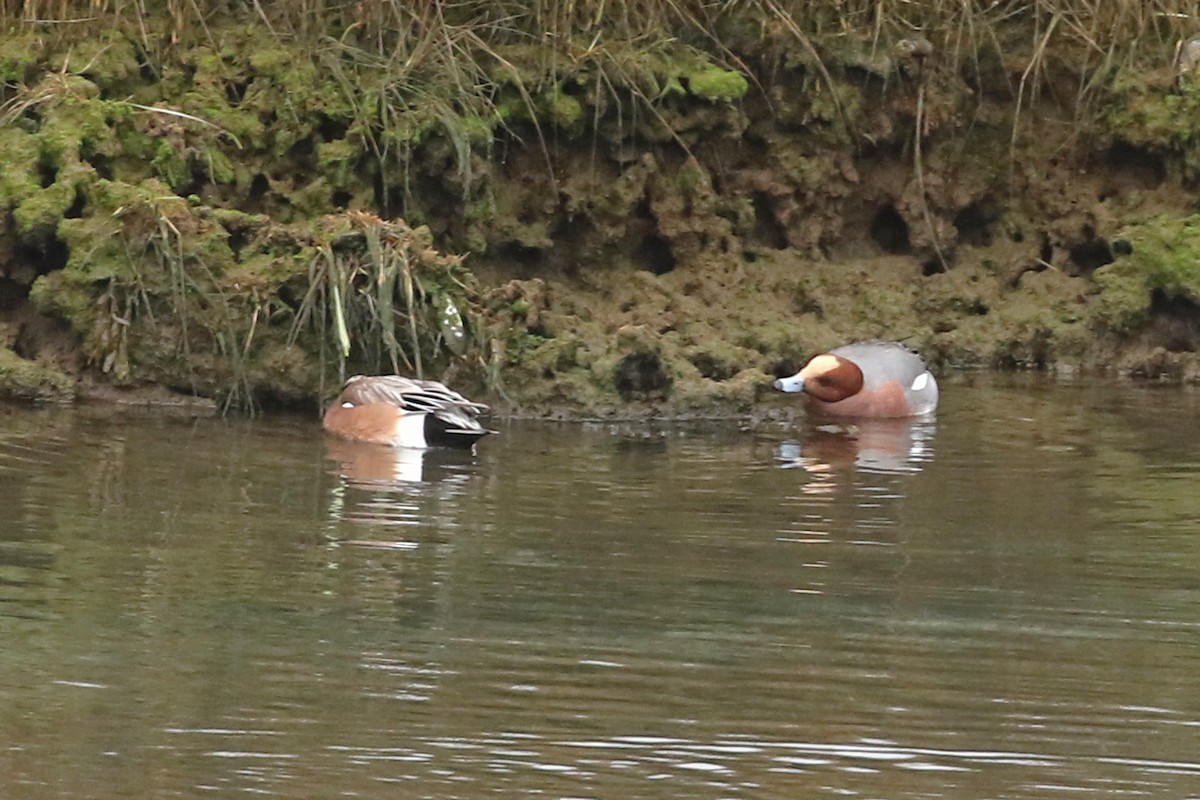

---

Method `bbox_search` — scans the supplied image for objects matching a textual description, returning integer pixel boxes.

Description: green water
[2,375,1199,798]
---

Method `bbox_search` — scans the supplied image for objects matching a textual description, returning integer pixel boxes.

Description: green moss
[0,128,41,209]
[686,65,749,102]
[684,340,749,381]
[48,31,140,90]
[199,145,236,184]
[33,84,114,171]
[31,202,125,329]
[0,31,43,83]
[0,347,75,402]
[495,84,583,136]
[14,178,81,238]
[1092,267,1153,332]
[152,138,192,190]
[1099,75,1200,177]
[807,78,862,128]
[290,177,336,217]
[678,161,704,196]
[318,138,359,175]
[1093,215,1200,332]
[547,89,584,131]
[181,86,267,145]
[0,32,41,82]
[775,151,829,193]
[377,106,442,148]
[248,47,294,75]
[495,91,526,124]
[32,178,187,325]
[456,113,495,146]
[670,370,761,412]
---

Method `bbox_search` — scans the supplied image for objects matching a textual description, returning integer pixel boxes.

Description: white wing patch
[910,372,931,392]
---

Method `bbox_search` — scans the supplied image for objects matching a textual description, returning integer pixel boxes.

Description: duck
[322,375,493,450]
[773,342,938,418]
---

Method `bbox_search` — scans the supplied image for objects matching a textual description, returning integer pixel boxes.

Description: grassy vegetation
[5,2,1194,140]
[288,212,492,399]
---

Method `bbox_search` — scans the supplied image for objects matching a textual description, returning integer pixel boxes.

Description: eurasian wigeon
[322,375,492,450]
[773,342,939,418]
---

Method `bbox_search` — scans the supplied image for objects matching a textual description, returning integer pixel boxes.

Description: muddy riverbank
[3,3,1200,413]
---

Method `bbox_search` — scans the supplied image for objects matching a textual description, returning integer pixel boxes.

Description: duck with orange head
[773,342,938,418]
[323,375,493,450]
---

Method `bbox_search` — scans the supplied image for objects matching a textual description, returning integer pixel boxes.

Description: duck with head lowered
[322,375,493,450]
[773,342,938,418]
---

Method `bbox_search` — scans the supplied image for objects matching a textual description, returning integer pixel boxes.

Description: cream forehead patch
[801,354,842,377]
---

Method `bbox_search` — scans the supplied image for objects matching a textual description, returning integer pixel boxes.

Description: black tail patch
[424,415,491,450]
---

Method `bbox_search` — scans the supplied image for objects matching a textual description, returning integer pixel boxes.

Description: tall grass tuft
[289,212,491,393]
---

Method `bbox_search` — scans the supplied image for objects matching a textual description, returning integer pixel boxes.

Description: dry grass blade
[1010,12,1060,169]
[758,0,858,141]
[398,246,422,379]
[125,103,244,148]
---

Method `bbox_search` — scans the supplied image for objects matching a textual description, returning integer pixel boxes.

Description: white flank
[394,413,428,449]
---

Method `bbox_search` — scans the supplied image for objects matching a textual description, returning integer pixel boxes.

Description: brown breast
[322,402,406,445]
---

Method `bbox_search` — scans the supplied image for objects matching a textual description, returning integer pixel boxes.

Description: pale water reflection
[1,375,1200,798]
[775,417,936,475]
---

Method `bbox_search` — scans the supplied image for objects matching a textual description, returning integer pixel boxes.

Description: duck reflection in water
[775,418,936,475]
[324,435,485,486]
[322,438,476,541]
[324,437,430,484]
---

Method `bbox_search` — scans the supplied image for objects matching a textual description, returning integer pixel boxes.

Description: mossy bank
[3,2,1200,414]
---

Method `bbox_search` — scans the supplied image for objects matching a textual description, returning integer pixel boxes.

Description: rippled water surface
[2,375,1200,799]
